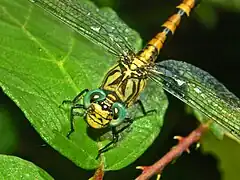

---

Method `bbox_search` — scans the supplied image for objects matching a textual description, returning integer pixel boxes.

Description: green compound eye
[110,102,126,127]
[83,89,106,108]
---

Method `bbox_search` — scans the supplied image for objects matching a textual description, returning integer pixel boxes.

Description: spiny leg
[61,89,89,106]
[67,104,84,138]
[61,89,89,137]
[96,118,134,158]
[72,89,89,103]
[118,117,134,133]
[135,99,156,117]
[97,127,119,159]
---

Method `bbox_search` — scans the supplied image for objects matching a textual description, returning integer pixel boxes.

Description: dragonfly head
[83,89,126,129]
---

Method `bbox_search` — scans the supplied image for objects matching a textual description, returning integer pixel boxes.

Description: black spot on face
[101,103,109,110]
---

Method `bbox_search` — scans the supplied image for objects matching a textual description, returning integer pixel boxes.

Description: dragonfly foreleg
[61,89,89,138]
[67,104,85,138]
[72,89,89,103]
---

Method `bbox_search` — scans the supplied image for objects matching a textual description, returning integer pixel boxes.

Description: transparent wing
[149,60,240,139]
[31,0,136,56]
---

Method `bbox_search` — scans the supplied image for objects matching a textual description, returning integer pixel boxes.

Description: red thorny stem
[136,123,210,180]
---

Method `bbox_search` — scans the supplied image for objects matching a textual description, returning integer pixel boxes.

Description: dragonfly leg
[135,99,157,116]
[61,89,89,138]
[96,119,134,158]
[67,104,84,138]
[118,117,134,133]
[72,89,89,103]
[60,89,89,107]
[97,127,119,159]
[123,117,134,124]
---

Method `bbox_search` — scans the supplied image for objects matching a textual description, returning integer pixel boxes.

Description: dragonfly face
[83,89,127,129]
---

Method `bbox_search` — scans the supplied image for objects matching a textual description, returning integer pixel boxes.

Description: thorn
[173,135,190,153]
[173,135,183,141]
[136,166,145,170]
[136,166,150,172]
[196,142,201,149]
[156,174,161,180]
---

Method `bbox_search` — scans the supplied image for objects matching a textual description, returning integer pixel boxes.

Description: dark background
[1,0,239,179]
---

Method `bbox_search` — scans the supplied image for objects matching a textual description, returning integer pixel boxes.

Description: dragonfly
[31,0,240,156]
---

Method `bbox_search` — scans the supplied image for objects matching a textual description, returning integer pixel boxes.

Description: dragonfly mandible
[31,0,240,156]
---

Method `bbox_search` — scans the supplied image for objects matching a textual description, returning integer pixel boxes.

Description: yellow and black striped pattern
[99,0,198,111]
[137,0,198,63]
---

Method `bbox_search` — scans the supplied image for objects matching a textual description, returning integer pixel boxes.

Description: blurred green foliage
[0,101,18,154]
[202,132,240,180]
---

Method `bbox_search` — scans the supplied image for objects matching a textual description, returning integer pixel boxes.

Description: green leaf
[0,0,168,170]
[0,155,53,180]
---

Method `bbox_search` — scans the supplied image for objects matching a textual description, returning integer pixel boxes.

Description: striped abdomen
[137,0,199,63]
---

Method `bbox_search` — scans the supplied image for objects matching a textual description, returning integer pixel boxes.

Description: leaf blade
[0,0,167,170]
[0,155,53,180]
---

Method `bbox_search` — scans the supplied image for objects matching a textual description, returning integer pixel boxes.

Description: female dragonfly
[32,0,240,156]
